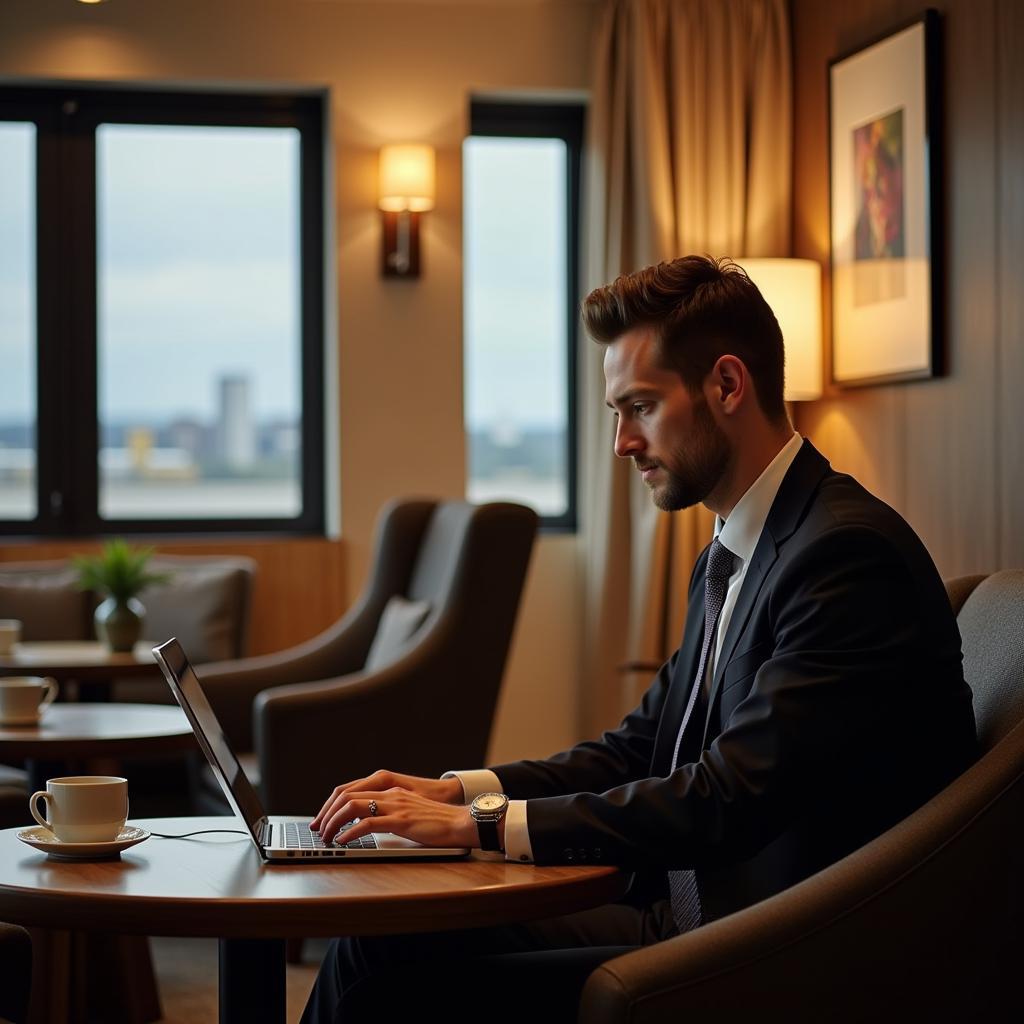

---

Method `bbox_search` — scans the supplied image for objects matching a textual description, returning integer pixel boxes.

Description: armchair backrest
[0,553,256,662]
[946,571,1024,751]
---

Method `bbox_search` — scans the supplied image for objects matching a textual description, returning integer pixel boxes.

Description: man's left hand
[314,788,478,849]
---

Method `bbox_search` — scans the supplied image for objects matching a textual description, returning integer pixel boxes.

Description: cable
[149,829,248,839]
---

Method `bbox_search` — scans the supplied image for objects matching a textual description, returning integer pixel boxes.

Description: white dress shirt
[447,432,803,863]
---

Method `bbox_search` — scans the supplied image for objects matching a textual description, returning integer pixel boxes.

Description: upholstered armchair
[198,498,538,814]
[579,570,1024,1021]
[0,553,256,701]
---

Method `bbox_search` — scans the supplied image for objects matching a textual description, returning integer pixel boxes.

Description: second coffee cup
[0,676,57,726]
[29,776,129,843]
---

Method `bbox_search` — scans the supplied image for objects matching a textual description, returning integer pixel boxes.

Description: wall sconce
[378,143,435,278]
[741,258,823,402]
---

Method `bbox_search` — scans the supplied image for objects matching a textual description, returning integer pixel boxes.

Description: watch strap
[476,816,503,852]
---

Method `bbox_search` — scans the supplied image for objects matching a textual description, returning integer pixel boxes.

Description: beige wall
[792,0,1024,578]
[0,0,598,761]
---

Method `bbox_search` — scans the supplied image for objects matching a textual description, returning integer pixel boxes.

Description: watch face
[475,793,506,812]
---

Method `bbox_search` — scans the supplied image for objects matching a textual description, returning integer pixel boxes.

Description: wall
[792,0,1023,578]
[0,0,598,761]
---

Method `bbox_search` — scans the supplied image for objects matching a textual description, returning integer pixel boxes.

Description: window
[463,101,583,531]
[0,87,324,535]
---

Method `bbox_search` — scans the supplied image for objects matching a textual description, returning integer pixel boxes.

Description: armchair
[198,498,538,814]
[579,570,1024,1021]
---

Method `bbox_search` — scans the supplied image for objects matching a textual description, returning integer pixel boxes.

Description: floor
[150,936,330,1023]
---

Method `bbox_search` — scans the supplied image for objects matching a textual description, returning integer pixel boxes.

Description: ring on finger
[368,799,379,817]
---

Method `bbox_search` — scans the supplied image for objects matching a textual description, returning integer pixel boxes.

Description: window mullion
[62,98,100,535]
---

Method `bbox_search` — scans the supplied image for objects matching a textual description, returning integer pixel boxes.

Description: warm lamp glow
[378,144,435,212]
[741,258,823,402]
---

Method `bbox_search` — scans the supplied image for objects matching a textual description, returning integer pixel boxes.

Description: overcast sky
[0,123,568,433]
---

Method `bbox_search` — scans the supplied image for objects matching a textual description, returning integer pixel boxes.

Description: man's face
[603,328,730,512]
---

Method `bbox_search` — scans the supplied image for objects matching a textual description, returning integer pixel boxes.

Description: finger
[311,771,397,828]
[312,777,381,828]
[321,799,381,844]
[311,783,360,828]
[328,816,388,847]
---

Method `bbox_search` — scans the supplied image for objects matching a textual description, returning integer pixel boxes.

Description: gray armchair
[198,498,538,814]
[579,570,1024,1022]
[0,553,255,702]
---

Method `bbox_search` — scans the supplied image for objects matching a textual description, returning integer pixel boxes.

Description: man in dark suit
[302,256,977,1023]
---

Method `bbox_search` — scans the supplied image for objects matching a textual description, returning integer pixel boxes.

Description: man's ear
[709,355,748,413]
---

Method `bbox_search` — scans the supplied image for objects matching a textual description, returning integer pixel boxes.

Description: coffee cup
[30,776,129,843]
[0,676,57,725]
[0,619,20,655]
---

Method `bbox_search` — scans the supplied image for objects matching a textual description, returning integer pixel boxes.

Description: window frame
[466,100,584,534]
[0,84,325,537]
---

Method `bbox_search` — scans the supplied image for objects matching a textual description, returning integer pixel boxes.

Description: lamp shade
[741,258,823,402]
[378,144,436,212]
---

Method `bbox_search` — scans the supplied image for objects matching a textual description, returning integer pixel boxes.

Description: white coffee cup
[0,676,57,725]
[30,776,129,843]
[0,619,20,655]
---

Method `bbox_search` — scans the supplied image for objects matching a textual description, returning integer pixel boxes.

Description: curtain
[580,0,792,735]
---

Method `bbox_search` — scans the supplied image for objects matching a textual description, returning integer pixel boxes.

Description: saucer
[17,825,150,860]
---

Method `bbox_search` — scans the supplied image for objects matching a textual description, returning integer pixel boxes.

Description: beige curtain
[580,0,792,735]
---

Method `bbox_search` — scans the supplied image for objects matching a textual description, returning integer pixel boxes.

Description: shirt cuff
[503,800,533,863]
[441,769,502,804]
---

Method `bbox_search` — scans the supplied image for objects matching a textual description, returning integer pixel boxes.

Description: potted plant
[73,540,171,652]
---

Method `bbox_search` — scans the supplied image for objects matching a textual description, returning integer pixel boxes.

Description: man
[302,256,977,1023]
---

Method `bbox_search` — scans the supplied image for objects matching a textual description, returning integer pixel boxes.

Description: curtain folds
[580,0,792,735]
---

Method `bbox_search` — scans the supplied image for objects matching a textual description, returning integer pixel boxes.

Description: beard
[645,397,730,512]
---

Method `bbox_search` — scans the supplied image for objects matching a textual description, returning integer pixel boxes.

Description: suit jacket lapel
[702,441,832,743]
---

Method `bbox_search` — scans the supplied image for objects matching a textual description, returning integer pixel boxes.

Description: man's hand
[310,770,465,835]
[313,786,478,849]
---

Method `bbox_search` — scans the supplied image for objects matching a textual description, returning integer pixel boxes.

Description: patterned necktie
[668,537,736,933]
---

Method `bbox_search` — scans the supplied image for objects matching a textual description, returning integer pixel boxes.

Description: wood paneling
[0,538,347,657]
[793,0,1022,577]
[998,0,1024,570]
[903,0,998,573]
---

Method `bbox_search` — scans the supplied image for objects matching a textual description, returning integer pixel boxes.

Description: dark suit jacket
[491,441,978,923]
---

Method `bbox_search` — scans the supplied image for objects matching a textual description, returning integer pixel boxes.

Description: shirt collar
[714,433,804,565]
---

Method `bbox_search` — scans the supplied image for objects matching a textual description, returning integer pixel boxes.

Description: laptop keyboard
[281,820,379,850]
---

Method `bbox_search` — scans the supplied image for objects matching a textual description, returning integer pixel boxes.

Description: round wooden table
[0,703,194,761]
[0,816,628,1024]
[0,641,161,682]
[0,641,162,702]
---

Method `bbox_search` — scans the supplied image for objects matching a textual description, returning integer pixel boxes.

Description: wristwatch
[470,792,509,852]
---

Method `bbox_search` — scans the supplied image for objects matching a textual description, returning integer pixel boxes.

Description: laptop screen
[152,638,267,844]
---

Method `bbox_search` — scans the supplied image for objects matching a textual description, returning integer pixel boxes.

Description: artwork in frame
[829,10,942,386]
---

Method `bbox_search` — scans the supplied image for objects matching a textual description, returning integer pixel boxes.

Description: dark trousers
[301,898,678,1024]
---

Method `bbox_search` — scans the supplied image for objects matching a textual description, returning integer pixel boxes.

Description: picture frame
[828,10,942,386]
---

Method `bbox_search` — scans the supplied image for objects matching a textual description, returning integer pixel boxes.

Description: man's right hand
[310,770,464,832]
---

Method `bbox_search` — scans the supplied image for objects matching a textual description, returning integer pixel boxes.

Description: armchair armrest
[579,722,1024,1022]
[197,593,383,752]
[251,625,491,814]
[197,500,443,753]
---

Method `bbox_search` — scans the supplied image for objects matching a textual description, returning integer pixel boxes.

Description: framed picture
[828,10,942,386]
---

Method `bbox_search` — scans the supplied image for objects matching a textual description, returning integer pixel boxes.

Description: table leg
[218,937,286,1024]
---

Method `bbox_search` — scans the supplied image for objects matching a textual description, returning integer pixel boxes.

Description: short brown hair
[582,255,787,421]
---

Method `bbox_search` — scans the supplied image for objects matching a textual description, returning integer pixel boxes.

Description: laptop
[153,637,470,862]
